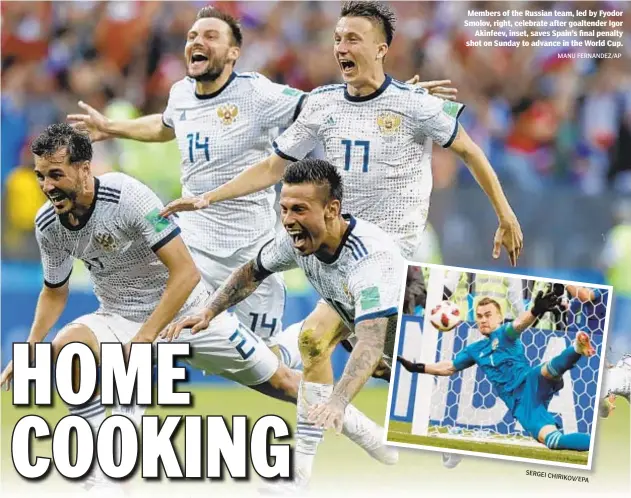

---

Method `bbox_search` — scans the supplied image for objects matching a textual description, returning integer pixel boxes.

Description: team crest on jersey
[492,338,499,351]
[376,112,402,136]
[94,232,118,252]
[217,104,239,125]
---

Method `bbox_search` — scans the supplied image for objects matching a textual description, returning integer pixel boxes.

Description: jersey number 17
[341,139,370,173]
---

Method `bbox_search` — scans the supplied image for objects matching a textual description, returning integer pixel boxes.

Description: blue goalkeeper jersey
[452,323,532,411]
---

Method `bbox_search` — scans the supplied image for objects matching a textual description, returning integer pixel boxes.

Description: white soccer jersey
[273,75,465,259]
[257,215,404,334]
[162,72,306,257]
[34,172,207,322]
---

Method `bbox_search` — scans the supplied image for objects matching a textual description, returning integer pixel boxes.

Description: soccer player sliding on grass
[398,292,596,451]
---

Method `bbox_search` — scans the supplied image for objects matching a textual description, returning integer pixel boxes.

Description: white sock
[276,321,304,369]
[68,397,109,490]
[68,396,106,433]
[295,381,332,484]
[112,402,146,428]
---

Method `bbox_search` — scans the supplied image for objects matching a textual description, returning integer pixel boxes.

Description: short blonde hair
[476,297,502,315]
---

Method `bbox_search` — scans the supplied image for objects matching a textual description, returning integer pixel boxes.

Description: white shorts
[190,240,286,345]
[70,310,280,386]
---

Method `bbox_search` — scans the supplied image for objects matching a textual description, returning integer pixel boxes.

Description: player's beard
[188,56,227,82]
[47,187,77,215]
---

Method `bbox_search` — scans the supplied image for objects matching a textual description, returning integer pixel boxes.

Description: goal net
[391,265,610,447]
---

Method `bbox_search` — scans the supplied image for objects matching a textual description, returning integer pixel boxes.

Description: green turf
[2,386,630,495]
[387,399,631,469]
[387,420,588,465]
[1,385,397,491]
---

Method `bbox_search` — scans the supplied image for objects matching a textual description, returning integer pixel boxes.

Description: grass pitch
[387,398,631,468]
[1,385,630,496]
[387,421,589,465]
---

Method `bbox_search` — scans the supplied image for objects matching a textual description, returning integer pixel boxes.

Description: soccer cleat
[82,468,127,498]
[364,438,399,466]
[441,452,462,469]
[574,332,595,357]
[343,423,399,465]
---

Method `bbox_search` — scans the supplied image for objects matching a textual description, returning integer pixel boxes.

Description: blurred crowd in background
[1,1,630,279]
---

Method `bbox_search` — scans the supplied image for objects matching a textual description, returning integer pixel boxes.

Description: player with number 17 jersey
[272,76,464,260]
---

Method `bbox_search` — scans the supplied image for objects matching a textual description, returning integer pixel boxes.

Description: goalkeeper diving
[398,290,596,451]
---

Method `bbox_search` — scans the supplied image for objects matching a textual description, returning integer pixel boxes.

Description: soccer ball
[429,301,462,332]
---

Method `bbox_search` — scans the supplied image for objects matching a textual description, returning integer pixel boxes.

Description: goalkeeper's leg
[539,424,591,451]
[542,331,595,380]
[519,371,591,452]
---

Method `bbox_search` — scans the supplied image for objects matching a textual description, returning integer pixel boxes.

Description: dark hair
[31,123,93,164]
[476,297,503,315]
[196,6,243,47]
[340,1,396,46]
[283,159,344,204]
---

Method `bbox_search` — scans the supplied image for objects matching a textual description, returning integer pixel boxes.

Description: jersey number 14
[187,132,210,162]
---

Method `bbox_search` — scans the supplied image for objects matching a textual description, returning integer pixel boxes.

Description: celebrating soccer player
[164,159,405,490]
[0,126,394,491]
[161,1,522,267]
[67,5,455,370]
[398,292,596,451]
[161,0,521,391]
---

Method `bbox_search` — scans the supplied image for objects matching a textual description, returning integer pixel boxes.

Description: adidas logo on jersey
[325,115,335,126]
[179,110,187,121]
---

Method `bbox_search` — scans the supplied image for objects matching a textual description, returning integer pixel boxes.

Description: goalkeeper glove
[531,290,563,318]
[397,356,425,373]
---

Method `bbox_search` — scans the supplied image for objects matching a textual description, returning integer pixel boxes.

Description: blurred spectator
[601,200,631,299]
[600,199,631,360]
[1,1,630,263]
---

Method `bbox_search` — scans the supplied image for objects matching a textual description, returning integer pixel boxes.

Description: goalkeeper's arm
[397,356,457,376]
[512,288,564,335]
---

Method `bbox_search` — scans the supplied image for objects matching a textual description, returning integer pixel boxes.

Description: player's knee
[268,364,300,398]
[298,327,332,367]
[541,363,555,380]
[52,324,99,361]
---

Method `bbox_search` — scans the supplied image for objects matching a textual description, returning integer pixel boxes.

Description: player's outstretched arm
[160,153,289,217]
[1,282,69,390]
[309,317,387,431]
[162,258,272,340]
[512,289,564,335]
[449,125,523,267]
[397,356,457,376]
[68,101,175,143]
[131,236,201,344]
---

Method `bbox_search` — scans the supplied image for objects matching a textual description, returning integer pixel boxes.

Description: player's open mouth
[339,59,356,74]
[48,191,69,209]
[190,52,209,69]
[287,229,309,250]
